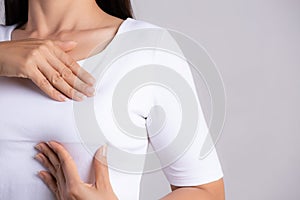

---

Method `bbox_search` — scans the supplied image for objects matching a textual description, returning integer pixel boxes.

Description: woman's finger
[38,171,60,199]
[37,58,86,101]
[29,67,67,102]
[35,143,66,185]
[44,50,95,98]
[94,145,112,190]
[51,44,96,86]
[35,153,56,177]
[48,141,82,186]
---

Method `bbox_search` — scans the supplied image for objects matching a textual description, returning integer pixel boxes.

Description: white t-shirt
[0,18,223,200]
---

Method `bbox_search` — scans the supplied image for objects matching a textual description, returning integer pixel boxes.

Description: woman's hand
[34,141,118,200]
[0,39,96,101]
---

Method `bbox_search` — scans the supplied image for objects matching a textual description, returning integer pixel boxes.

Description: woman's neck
[25,0,107,36]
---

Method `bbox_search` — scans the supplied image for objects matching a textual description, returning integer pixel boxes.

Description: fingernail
[87,77,96,86]
[47,141,53,148]
[74,92,86,101]
[35,144,42,151]
[34,154,42,162]
[59,94,67,102]
[86,86,95,96]
[36,171,41,178]
[81,95,87,101]
[95,144,108,160]
[99,144,107,157]
[38,171,44,179]
[48,141,57,149]
[102,144,107,157]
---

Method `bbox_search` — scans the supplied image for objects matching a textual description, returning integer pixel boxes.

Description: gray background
[1,0,300,200]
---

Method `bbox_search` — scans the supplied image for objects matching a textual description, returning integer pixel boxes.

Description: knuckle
[23,58,33,68]
[66,87,74,97]
[54,163,61,173]
[51,73,62,85]
[44,40,54,47]
[49,165,56,174]
[67,59,77,69]
[60,67,73,79]
[29,49,40,58]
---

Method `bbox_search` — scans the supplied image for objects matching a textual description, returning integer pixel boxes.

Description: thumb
[54,40,78,52]
[94,145,111,189]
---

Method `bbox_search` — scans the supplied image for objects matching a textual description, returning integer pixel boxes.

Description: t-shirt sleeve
[144,30,223,186]
[0,24,17,42]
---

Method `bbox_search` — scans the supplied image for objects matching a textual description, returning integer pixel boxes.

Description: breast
[0,77,77,141]
[0,76,147,200]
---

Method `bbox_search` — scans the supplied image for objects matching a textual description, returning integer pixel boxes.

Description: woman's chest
[0,77,77,142]
[0,76,148,153]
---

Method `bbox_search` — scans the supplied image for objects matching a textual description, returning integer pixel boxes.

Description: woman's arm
[0,39,95,101]
[161,180,225,200]
[34,141,224,200]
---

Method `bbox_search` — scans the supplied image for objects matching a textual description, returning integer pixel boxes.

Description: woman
[0,0,225,199]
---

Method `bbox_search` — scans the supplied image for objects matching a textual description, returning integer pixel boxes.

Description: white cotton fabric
[0,18,223,200]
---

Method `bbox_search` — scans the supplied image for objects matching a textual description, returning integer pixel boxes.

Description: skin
[0,39,96,101]
[0,0,123,101]
[35,142,118,200]
[3,0,225,199]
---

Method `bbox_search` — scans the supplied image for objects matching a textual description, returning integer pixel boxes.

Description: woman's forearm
[161,187,214,200]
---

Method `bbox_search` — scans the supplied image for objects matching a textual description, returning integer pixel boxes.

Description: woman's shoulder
[0,24,18,41]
